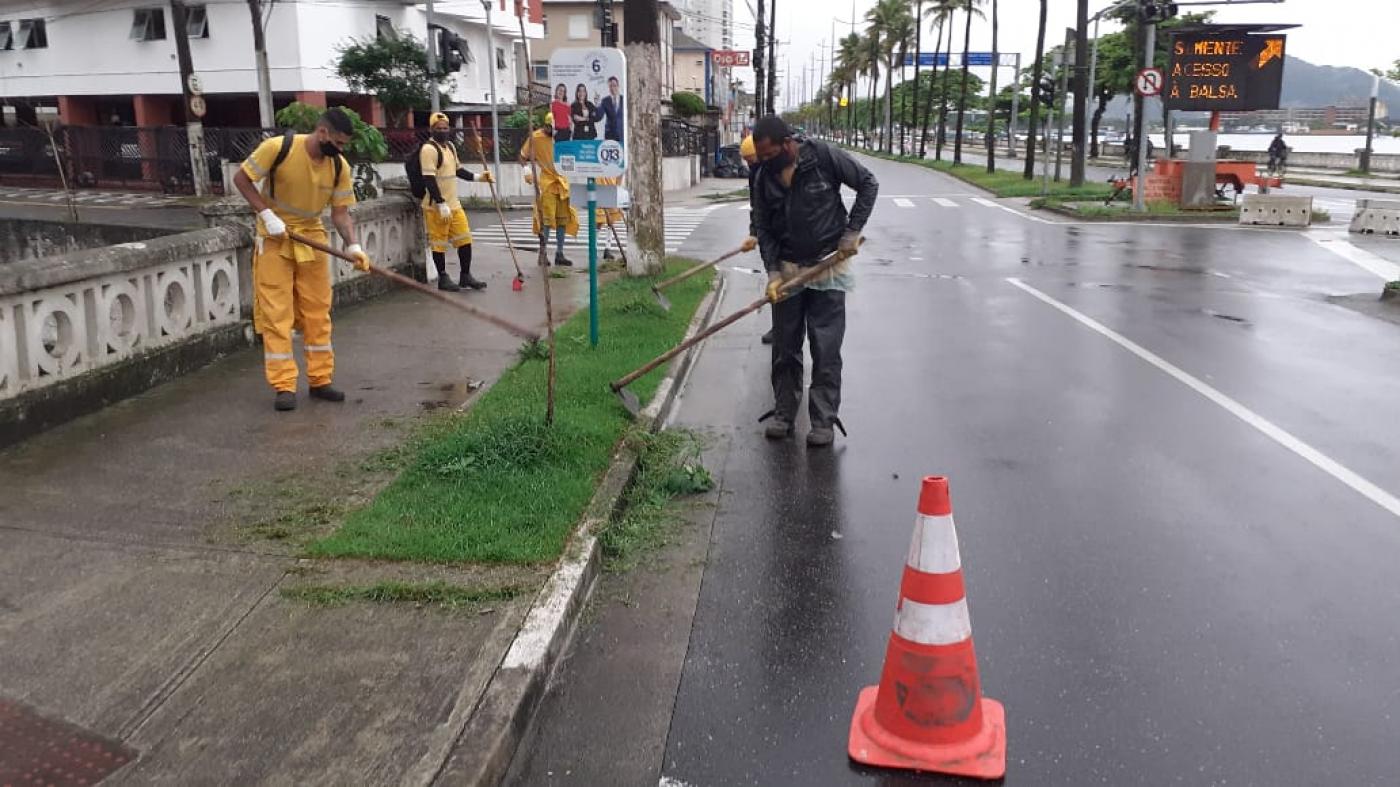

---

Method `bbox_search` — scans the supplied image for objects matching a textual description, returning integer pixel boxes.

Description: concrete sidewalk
[0,245,587,784]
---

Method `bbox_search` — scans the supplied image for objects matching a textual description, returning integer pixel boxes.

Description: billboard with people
[548,48,628,181]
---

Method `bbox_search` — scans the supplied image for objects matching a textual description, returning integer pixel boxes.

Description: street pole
[1133,13,1155,212]
[483,0,502,182]
[1361,72,1379,174]
[246,0,274,127]
[170,0,211,197]
[767,0,778,114]
[1008,53,1020,159]
[427,0,440,113]
[624,0,665,274]
[755,0,766,115]
[985,0,999,174]
[1054,27,1071,182]
[1071,0,1089,187]
[588,178,598,345]
[1086,12,1100,158]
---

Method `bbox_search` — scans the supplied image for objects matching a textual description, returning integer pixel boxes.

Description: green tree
[335,31,448,128]
[1373,60,1400,82]
[919,1,955,157]
[866,0,914,154]
[671,91,708,118]
[274,103,389,199]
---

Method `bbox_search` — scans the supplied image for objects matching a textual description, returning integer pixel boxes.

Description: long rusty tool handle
[466,125,525,280]
[286,231,540,341]
[652,246,746,294]
[611,246,855,393]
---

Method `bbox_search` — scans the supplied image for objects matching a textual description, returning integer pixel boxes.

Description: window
[130,8,166,41]
[496,47,506,70]
[186,5,208,39]
[567,14,589,40]
[18,18,46,48]
[375,15,395,42]
[532,63,548,83]
[0,22,12,51]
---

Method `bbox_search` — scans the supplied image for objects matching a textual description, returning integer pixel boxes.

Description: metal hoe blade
[613,384,642,417]
[652,285,672,312]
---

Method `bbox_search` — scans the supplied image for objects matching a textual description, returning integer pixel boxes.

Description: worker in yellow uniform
[421,111,494,291]
[739,135,774,345]
[519,116,579,266]
[233,108,371,412]
[594,175,625,260]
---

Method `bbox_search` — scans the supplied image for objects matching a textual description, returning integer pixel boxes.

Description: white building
[0,0,545,128]
[675,0,731,51]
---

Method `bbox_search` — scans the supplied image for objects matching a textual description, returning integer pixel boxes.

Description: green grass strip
[281,581,524,609]
[844,145,1113,199]
[308,260,716,565]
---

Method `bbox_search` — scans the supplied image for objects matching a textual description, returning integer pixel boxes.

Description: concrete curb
[1034,202,1243,224]
[429,271,730,787]
[1288,177,1400,195]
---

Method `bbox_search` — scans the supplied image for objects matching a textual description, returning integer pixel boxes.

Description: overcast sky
[729,0,1396,110]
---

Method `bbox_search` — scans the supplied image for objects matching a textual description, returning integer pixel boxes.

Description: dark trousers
[772,288,845,428]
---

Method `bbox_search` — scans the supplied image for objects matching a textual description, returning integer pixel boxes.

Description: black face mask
[768,143,795,171]
[432,130,451,143]
[320,141,341,158]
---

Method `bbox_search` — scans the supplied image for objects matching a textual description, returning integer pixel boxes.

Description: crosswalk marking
[971,197,1000,208]
[933,197,959,208]
[470,207,717,255]
[894,197,915,208]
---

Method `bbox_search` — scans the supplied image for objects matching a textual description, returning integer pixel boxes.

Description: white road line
[975,199,1056,224]
[894,197,916,208]
[1306,229,1400,281]
[933,197,959,208]
[1006,276,1400,521]
[971,197,1000,208]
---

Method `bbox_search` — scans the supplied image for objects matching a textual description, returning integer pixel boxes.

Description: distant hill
[1279,56,1399,114]
[1103,55,1397,123]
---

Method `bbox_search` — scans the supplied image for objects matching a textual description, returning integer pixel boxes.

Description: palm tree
[836,32,864,144]
[865,0,913,154]
[919,1,954,158]
[951,0,981,163]
[984,0,999,174]
[910,0,924,158]
[863,29,883,149]
[1023,0,1048,179]
[936,1,981,160]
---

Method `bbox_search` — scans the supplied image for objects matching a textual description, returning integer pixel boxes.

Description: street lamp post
[427,0,440,113]
[482,0,502,181]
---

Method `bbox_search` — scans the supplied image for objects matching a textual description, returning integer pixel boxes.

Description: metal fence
[662,118,706,158]
[0,124,535,196]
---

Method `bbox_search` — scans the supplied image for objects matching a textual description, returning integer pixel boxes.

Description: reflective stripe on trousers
[255,236,335,391]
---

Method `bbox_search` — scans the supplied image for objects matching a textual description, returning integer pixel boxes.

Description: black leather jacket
[751,138,878,271]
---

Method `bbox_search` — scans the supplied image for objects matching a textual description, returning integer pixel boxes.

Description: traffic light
[1036,75,1056,107]
[1139,1,1179,23]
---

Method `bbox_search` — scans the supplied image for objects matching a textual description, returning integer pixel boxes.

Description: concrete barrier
[1349,199,1400,237]
[1239,194,1314,227]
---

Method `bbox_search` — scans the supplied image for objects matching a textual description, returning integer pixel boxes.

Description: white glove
[258,208,286,237]
[346,243,371,272]
[437,201,453,219]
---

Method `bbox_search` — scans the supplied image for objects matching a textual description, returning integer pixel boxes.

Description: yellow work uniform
[420,140,473,253]
[520,129,579,237]
[594,176,625,227]
[241,134,355,392]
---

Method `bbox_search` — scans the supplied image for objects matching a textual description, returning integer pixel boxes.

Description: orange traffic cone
[848,476,1007,779]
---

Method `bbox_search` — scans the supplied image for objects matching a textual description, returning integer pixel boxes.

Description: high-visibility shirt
[420,140,462,208]
[519,129,570,198]
[242,134,355,237]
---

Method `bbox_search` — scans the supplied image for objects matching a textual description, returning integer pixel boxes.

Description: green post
[588,177,598,347]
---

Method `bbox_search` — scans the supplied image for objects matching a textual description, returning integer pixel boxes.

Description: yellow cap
[429,111,450,128]
[740,135,755,160]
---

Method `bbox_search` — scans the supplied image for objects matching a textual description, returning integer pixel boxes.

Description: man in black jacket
[750,115,878,446]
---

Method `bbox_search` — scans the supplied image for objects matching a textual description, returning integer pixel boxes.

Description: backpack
[265,130,343,200]
[405,140,444,200]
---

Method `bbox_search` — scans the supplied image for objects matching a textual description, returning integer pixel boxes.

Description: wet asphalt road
[507,153,1400,786]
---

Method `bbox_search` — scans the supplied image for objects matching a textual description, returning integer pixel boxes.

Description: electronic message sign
[1165,30,1286,112]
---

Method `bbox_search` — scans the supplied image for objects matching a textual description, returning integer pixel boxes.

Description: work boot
[764,418,794,440]
[603,248,616,260]
[806,426,835,447]
[555,253,574,267]
[761,328,774,345]
[437,277,461,292]
[274,391,297,411]
[459,274,487,290]
[309,385,346,403]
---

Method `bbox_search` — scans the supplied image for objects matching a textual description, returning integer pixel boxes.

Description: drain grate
[0,698,135,786]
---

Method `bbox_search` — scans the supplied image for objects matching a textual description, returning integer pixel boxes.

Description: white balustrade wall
[0,193,424,411]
